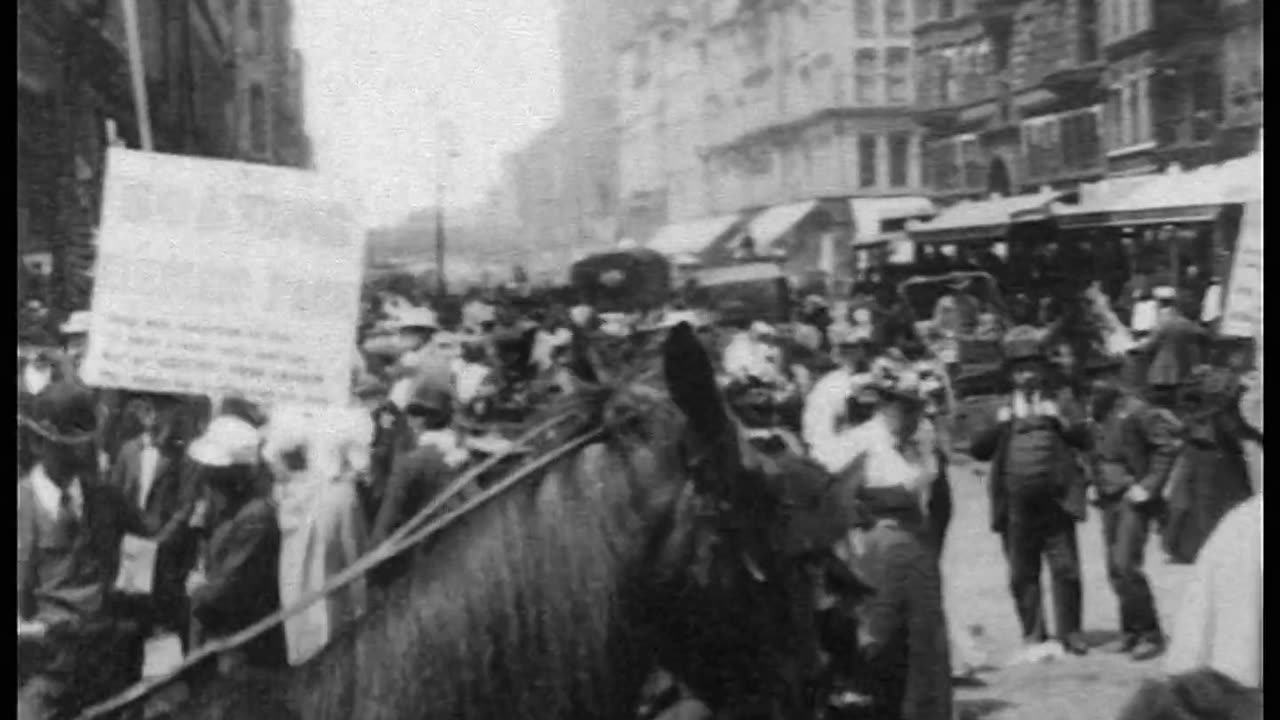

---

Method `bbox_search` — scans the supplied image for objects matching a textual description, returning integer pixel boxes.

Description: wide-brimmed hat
[189,415,261,467]
[390,307,439,332]
[27,381,98,441]
[1002,325,1048,365]
[60,310,92,337]
[863,355,924,404]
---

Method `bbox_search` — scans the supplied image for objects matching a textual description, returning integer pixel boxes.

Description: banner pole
[120,0,155,151]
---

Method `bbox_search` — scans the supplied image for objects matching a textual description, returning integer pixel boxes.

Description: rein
[77,407,617,720]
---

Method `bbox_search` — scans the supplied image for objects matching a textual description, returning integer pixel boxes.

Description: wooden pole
[120,0,154,151]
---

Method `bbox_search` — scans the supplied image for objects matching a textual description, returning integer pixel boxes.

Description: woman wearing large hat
[818,355,954,720]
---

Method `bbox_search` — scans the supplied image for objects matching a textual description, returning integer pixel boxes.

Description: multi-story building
[619,0,933,280]
[915,0,1260,198]
[17,0,310,315]
[914,0,1107,203]
[227,0,311,168]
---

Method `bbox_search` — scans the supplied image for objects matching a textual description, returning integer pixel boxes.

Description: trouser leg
[1109,499,1161,641]
[1003,514,1047,643]
[1043,515,1083,640]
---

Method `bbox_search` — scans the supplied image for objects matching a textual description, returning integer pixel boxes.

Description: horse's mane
[182,373,691,720]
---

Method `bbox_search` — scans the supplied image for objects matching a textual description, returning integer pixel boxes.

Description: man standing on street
[1083,358,1181,661]
[971,326,1092,658]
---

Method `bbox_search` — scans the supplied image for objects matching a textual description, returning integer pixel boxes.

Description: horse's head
[577,322,862,716]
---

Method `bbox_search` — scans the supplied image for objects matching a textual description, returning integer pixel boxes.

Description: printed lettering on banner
[1220,200,1262,339]
[80,149,367,408]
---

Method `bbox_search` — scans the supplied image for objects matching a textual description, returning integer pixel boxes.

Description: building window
[249,84,267,155]
[936,53,952,105]
[855,0,878,37]
[247,0,265,55]
[855,49,879,105]
[888,133,911,187]
[1061,108,1101,171]
[959,136,982,188]
[886,0,910,36]
[886,46,911,104]
[858,134,878,188]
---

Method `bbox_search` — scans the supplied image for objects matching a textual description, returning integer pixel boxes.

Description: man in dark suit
[1140,286,1208,403]
[971,327,1092,656]
[18,381,152,720]
[369,382,470,587]
[109,395,201,644]
[1082,359,1182,661]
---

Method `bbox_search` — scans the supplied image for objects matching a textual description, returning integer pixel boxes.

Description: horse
[111,323,862,720]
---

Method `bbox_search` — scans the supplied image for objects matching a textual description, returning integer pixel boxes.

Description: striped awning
[748,200,820,252]
[647,214,745,259]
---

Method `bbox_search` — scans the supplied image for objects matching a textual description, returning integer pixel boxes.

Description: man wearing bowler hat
[971,326,1093,658]
[18,381,152,719]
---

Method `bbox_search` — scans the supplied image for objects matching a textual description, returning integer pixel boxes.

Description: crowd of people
[15,272,1261,720]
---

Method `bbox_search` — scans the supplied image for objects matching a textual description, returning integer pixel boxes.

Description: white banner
[1220,200,1262,339]
[81,149,366,409]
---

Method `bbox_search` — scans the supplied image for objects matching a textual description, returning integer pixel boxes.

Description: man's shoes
[1101,635,1138,654]
[1130,637,1167,662]
[1062,634,1090,656]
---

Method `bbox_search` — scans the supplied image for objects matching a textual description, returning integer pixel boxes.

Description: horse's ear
[662,322,730,442]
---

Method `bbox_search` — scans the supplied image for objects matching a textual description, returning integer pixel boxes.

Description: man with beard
[971,326,1092,658]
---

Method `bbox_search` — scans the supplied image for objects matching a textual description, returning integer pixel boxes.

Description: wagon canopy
[570,248,672,314]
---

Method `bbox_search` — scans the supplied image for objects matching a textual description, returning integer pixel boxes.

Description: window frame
[854,48,880,106]
[858,134,879,189]
[888,132,911,188]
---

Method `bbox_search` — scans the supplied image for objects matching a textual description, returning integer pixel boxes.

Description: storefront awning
[748,200,820,252]
[1051,153,1262,228]
[647,214,745,259]
[850,196,935,246]
[907,189,1060,244]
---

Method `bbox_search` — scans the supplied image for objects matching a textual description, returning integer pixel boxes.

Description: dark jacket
[191,497,286,668]
[1087,395,1183,499]
[970,391,1091,534]
[1144,314,1207,387]
[369,443,462,549]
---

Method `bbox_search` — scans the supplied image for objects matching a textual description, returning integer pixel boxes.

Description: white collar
[30,464,84,519]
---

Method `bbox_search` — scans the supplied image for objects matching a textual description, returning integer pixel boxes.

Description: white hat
[390,307,439,331]
[659,310,704,329]
[1153,286,1178,301]
[60,310,91,336]
[570,305,595,328]
[749,321,777,338]
[189,415,261,467]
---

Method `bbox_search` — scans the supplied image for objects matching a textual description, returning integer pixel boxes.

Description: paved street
[944,457,1197,720]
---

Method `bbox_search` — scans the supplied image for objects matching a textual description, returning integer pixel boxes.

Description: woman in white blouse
[819,355,953,720]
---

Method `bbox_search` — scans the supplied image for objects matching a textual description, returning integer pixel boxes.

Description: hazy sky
[295,0,562,226]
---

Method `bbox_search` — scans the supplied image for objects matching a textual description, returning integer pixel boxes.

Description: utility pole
[435,119,459,299]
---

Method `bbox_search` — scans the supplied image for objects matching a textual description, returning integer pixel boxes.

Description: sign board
[81,148,366,409]
[1220,200,1262,338]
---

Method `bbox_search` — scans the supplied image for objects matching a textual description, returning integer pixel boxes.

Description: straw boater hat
[188,415,261,467]
[1152,286,1178,302]
[60,311,91,337]
[391,307,439,332]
